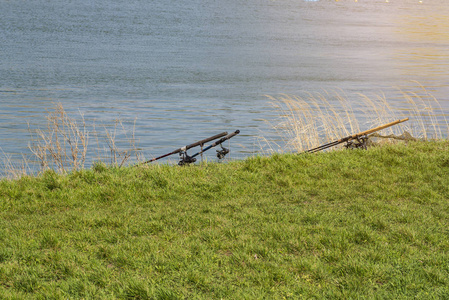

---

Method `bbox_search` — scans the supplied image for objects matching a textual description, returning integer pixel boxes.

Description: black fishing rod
[304,118,409,153]
[138,131,228,165]
[179,130,240,166]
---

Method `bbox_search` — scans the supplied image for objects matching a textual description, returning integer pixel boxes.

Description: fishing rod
[304,118,409,153]
[138,131,228,165]
[179,130,240,166]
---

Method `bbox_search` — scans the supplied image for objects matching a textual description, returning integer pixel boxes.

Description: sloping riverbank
[1,140,448,299]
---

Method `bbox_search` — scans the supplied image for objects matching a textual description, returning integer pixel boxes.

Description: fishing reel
[216,145,229,160]
[345,135,369,150]
[178,151,196,166]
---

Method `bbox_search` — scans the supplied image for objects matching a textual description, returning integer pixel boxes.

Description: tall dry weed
[20,102,142,177]
[92,118,142,168]
[28,103,89,173]
[0,150,31,180]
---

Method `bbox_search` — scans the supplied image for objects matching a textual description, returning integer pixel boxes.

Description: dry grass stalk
[0,150,31,180]
[3,103,142,178]
[91,118,141,167]
[28,103,89,173]
[101,118,140,167]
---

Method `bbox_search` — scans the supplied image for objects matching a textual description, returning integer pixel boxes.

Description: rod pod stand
[304,118,409,154]
[178,130,240,166]
[137,131,228,166]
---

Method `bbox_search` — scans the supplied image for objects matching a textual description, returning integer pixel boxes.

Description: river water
[1,0,449,171]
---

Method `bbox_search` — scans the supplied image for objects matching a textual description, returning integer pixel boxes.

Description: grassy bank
[1,140,449,299]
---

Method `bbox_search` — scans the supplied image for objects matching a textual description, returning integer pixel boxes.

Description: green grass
[1,140,449,299]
